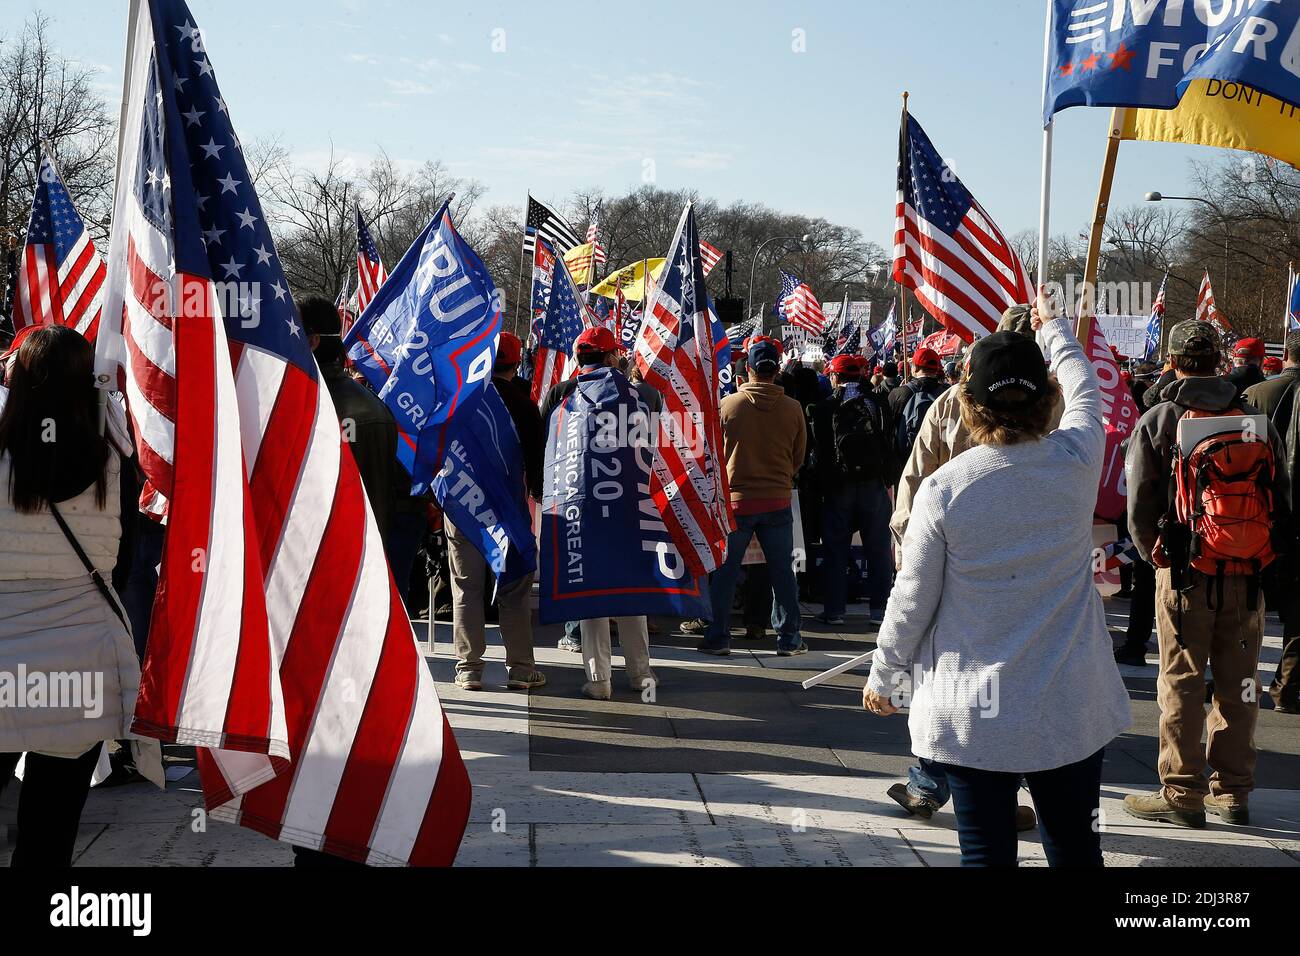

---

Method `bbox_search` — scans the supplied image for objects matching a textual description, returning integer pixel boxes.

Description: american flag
[11,155,106,341]
[522,193,580,258]
[335,271,354,333]
[779,269,826,334]
[530,252,588,403]
[724,315,761,348]
[893,112,1032,343]
[633,203,734,576]
[95,0,469,866]
[585,203,607,266]
[833,321,862,358]
[355,210,388,315]
[1196,270,1231,335]
[700,238,723,276]
[1144,272,1166,360]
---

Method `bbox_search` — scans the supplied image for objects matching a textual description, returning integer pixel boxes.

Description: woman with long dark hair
[0,325,139,866]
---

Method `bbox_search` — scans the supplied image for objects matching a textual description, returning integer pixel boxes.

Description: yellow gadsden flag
[589,258,666,302]
[1121,79,1300,168]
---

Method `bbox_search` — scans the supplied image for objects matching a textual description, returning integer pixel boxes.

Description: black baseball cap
[966,331,1048,407]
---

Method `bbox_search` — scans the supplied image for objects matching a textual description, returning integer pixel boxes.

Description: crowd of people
[0,283,1296,868]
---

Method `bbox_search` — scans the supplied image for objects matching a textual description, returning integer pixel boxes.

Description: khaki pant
[445,517,535,677]
[1154,569,1264,807]
[580,616,651,685]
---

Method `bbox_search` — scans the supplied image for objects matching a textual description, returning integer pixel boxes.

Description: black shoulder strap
[48,502,129,630]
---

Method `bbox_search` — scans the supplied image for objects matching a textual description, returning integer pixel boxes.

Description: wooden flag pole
[1076,108,1128,345]
[1286,262,1294,344]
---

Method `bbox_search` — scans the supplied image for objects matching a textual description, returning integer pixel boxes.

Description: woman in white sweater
[863,299,1130,866]
[0,325,139,866]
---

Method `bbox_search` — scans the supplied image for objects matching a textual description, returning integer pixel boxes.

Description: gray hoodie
[1125,375,1291,562]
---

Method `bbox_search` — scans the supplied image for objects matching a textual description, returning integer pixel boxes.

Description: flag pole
[1077,107,1128,344]
[513,193,531,336]
[1286,262,1294,343]
[900,91,911,382]
[1037,0,1054,316]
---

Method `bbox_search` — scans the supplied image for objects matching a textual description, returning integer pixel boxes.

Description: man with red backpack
[1124,319,1292,828]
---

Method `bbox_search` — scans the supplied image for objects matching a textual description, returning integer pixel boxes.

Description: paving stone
[467,771,710,825]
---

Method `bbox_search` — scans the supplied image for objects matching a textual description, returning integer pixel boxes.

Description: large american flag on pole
[634,203,734,576]
[530,249,589,403]
[699,238,723,276]
[778,270,826,335]
[1196,270,1232,335]
[95,0,469,866]
[355,210,388,315]
[893,111,1032,343]
[11,155,106,341]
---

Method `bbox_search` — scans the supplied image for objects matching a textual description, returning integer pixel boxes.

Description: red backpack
[1170,407,1276,577]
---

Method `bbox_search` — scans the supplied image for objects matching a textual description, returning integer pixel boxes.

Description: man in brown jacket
[697,338,808,657]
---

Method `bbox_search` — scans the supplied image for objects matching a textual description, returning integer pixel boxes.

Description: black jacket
[540,370,663,425]
[320,363,399,537]
[494,375,545,501]
[811,385,898,491]
[887,375,948,421]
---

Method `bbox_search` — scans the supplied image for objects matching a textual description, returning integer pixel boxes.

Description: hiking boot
[777,642,809,657]
[557,634,582,653]
[679,618,709,635]
[886,783,938,820]
[582,679,612,701]
[1123,791,1206,828]
[627,671,659,693]
[1114,644,1149,667]
[455,672,484,692]
[1204,794,1250,825]
[506,667,547,690]
[1015,805,1037,832]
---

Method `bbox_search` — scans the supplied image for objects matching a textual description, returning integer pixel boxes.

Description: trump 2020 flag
[346,199,501,492]
[1044,0,1300,125]
[539,366,708,624]
[434,384,537,590]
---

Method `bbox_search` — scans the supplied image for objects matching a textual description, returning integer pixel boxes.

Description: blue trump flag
[539,366,708,624]
[434,385,537,588]
[1044,0,1300,125]
[345,199,501,491]
[344,201,535,587]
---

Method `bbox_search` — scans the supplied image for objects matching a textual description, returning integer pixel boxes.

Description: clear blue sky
[10,0,1224,248]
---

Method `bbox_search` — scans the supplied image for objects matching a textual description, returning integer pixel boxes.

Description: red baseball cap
[1263,355,1284,374]
[1233,337,1266,360]
[826,354,862,375]
[575,325,618,358]
[2,323,41,360]
[911,346,942,371]
[496,331,522,366]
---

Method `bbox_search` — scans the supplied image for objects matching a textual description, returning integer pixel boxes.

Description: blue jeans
[704,507,802,650]
[907,758,950,806]
[821,481,893,617]
[937,748,1106,867]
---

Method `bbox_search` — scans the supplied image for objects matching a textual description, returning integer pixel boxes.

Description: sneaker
[506,667,547,690]
[1114,644,1149,667]
[1123,790,1206,828]
[455,672,484,692]
[557,634,582,653]
[1204,793,1250,825]
[582,679,612,701]
[886,783,938,820]
[696,643,731,657]
[679,618,709,635]
[777,642,809,657]
[815,614,845,626]
[1015,805,1037,832]
[867,608,886,625]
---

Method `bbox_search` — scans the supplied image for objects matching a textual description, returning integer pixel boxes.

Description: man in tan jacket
[697,339,808,657]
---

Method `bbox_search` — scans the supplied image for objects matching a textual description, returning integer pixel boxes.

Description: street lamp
[1145,191,1229,298]
[747,234,811,327]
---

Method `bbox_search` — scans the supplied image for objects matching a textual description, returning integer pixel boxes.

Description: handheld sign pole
[802,650,875,691]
